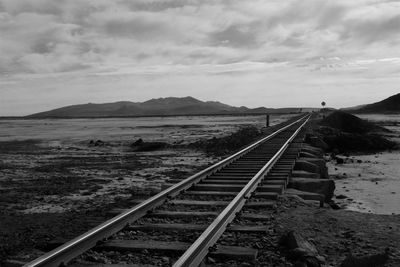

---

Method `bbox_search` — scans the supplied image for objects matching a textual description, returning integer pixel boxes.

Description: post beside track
[24,114,310,267]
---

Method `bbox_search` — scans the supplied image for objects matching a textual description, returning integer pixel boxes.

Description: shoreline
[328,150,400,215]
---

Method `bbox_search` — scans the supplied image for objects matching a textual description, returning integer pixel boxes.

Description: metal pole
[266,114,270,127]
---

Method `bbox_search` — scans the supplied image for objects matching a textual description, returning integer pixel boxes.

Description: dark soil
[0,210,105,262]
[188,126,262,155]
[319,111,386,134]
[130,138,169,152]
[315,111,397,153]
[0,140,44,154]
[276,198,400,267]
[319,127,396,152]
[0,138,215,265]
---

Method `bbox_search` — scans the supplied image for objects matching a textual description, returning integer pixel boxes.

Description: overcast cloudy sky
[1,0,399,115]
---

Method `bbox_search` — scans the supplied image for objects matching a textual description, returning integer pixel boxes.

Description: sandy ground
[328,151,400,215]
[327,113,400,215]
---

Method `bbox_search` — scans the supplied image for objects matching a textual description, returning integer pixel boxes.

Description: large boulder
[306,136,329,151]
[301,144,324,157]
[298,158,329,179]
[279,230,324,267]
[285,188,325,206]
[289,178,335,201]
[341,248,389,267]
[294,160,319,175]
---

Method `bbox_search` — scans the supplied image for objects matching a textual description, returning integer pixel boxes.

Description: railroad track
[25,114,312,267]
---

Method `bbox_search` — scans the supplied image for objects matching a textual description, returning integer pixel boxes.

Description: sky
[0,0,400,116]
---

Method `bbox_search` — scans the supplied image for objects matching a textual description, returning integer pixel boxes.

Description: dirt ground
[274,196,400,267]
[0,114,284,263]
[1,113,399,266]
[0,139,218,263]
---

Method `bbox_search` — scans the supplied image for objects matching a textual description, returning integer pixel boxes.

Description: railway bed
[23,114,318,267]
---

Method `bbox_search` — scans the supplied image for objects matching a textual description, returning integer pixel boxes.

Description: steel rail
[24,114,309,267]
[173,115,310,267]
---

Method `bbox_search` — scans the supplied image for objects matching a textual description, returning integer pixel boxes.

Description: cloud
[209,23,260,48]
[0,0,400,115]
[1,0,399,75]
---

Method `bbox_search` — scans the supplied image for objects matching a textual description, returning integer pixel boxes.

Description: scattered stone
[130,139,168,151]
[306,136,329,150]
[294,261,308,267]
[207,256,216,264]
[340,248,390,267]
[328,201,341,210]
[279,230,323,266]
[279,230,318,255]
[316,255,326,263]
[132,138,144,146]
[289,178,335,201]
[336,157,345,164]
[94,140,105,146]
[2,260,27,267]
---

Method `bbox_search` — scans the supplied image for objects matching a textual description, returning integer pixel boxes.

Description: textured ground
[1,113,399,266]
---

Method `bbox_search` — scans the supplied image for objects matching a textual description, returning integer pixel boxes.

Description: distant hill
[26,97,308,118]
[346,93,400,114]
[341,104,366,111]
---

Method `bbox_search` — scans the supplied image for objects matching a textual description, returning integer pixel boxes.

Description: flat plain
[0,114,293,261]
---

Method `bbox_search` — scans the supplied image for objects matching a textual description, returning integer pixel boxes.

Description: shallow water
[0,114,293,145]
[356,113,400,122]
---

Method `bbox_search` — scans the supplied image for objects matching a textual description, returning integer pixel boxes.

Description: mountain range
[25,93,400,118]
[27,97,309,118]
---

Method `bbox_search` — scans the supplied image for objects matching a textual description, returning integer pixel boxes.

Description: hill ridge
[27,96,307,118]
[347,93,400,114]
